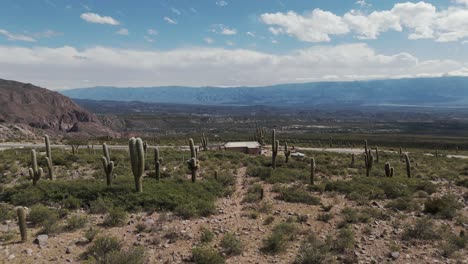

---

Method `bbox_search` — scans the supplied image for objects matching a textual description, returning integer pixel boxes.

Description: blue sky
[1,0,468,89]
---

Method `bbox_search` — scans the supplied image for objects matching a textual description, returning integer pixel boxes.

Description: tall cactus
[101,143,114,186]
[404,153,411,178]
[350,153,355,168]
[17,207,27,243]
[201,133,208,151]
[214,170,218,181]
[44,135,54,180]
[271,129,279,169]
[129,137,145,192]
[187,138,199,182]
[154,147,162,181]
[310,157,316,185]
[384,162,394,177]
[29,149,43,186]
[364,149,373,177]
[254,126,265,145]
[284,142,291,163]
[375,146,379,163]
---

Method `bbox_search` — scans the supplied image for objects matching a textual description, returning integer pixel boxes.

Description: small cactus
[384,162,394,177]
[44,135,54,180]
[364,148,373,177]
[187,138,199,182]
[201,133,209,151]
[101,143,114,186]
[350,153,355,168]
[284,142,291,163]
[271,129,279,169]
[17,207,27,243]
[375,147,379,163]
[129,137,145,192]
[29,149,43,186]
[154,147,162,181]
[310,157,316,185]
[214,170,218,181]
[404,153,411,178]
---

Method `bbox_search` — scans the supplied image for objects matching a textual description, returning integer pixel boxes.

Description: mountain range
[61,77,468,108]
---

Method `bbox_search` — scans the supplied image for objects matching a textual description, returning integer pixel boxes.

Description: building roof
[224,141,261,148]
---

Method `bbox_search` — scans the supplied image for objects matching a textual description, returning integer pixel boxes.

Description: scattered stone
[65,247,72,254]
[390,252,400,260]
[34,234,49,247]
[8,254,15,260]
[22,248,33,256]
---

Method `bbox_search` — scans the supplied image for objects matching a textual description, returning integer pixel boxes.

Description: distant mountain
[0,79,114,139]
[61,77,468,107]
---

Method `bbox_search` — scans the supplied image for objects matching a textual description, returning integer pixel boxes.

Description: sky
[1,0,468,90]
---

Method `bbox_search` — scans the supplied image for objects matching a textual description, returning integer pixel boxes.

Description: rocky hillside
[0,79,114,139]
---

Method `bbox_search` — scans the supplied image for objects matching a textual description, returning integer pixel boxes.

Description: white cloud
[34,29,62,38]
[261,9,349,42]
[0,29,36,42]
[216,1,228,7]
[204,37,214,44]
[356,0,371,7]
[454,0,468,6]
[0,43,464,90]
[190,7,197,13]
[80,13,120,25]
[147,29,158,36]
[211,24,237,35]
[246,31,256,37]
[164,17,177,24]
[144,36,154,43]
[116,28,129,35]
[171,7,181,15]
[260,2,468,42]
[226,40,235,46]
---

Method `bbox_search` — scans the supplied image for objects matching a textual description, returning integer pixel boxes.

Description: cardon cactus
[364,148,373,177]
[44,135,54,180]
[384,162,394,177]
[187,138,199,182]
[129,137,145,192]
[154,147,163,181]
[214,170,218,181]
[375,147,379,163]
[404,153,411,178]
[284,142,291,163]
[310,157,316,185]
[254,126,265,145]
[101,143,114,186]
[271,129,279,169]
[350,153,355,168]
[17,207,27,243]
[201,133,208,151]
[29,149,43,186]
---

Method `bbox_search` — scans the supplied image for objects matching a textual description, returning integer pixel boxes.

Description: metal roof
[224,141,261,148]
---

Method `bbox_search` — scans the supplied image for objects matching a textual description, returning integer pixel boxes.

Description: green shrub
[66,215,88,231]
[295,234,331,264]
[83,236,123,263]
[317,213,333,223]
[424,194,462,219]
[63,196,82,210]
[277,187,320,205]
[28,204,59,227]
[106,247,145,264]
[402,218,441,240]
[84,227,100,242]
[263,215,275,225]
[90,197,113,214]
[242,184,263,203]
[262,223,298,254]
[192,247,225,264]
[220,233,243,256]
[386,197,419,212]
[334,228,355,253]
[103,207,127,227]
[200,227,214,244]
[0,203,15,222]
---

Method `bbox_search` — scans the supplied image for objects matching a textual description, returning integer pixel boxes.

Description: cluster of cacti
[101,143,114,186]
[310,157,316,185]
[284,142,291,163]
[271,129,279,169]
[405,153,411,178]
[44,135,54,180]
[187,138,199,182]
[384,162,394,177]
[364,140,373,177]
[29,149,43,186]
[254,126,265,145]
[201,133,208,151]
[154,147,163,181]
[129,137,145,192]
[17,207,27,243]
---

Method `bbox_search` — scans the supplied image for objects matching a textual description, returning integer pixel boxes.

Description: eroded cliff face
[0,79,114,139]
